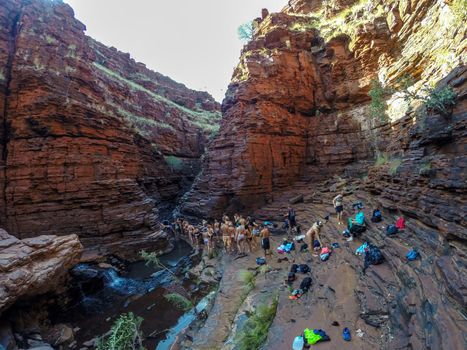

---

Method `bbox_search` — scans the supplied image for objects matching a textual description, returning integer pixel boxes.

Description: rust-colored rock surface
[0,229,82,313]
[0,0,220,257]
[180,1,466,349]
[182,0,466,217]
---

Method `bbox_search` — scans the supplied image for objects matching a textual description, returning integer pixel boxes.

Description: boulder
[0,230,82,313]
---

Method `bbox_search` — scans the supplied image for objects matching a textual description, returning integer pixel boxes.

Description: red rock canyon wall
[0,0,220,258]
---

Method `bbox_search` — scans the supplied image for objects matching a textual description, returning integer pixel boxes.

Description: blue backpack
[386,225,398,235]
[371,209,382,222]
[256,257,266,265]
[406,249,419,261]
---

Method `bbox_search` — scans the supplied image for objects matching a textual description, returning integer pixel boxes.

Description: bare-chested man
[305,221,323,253]
[260,225,271,256]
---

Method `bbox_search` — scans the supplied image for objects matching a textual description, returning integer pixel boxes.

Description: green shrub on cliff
[238,21,254,41]
[398,75,458,117]
[368,79,389,121]
[96,312,145,350]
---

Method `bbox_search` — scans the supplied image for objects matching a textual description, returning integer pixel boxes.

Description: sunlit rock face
[182,0,465,217]
[182,0,466,348]
[0,0,220,257]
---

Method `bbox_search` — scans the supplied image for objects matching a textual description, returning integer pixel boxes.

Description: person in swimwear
[260,224,271,256]
[305,221,323,254]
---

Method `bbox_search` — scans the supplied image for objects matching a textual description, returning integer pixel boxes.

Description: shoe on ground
[346,237,353,242]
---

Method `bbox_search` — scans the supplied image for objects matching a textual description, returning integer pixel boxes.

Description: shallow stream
[52,240,210,349]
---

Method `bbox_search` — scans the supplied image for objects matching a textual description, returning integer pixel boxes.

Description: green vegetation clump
[424,86,457,117]
[234,297,279,350]
[238,21,254,41]
[388,158,402,176]
[140,250,175,276]
[164,155,183,171]
[237,269,255,291]
[374,153,388,167]
[451,0,467,24]
[419,162,432,176]
[288,0,385,42]
[398,75,458,117]
[93,63,221,133]
[368,79,390,121]
[164,293,193,311]
[96,312,145,350]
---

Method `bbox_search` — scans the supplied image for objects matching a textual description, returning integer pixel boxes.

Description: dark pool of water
[53,240,205,349]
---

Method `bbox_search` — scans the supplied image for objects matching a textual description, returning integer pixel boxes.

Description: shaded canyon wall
[0,0,220,257]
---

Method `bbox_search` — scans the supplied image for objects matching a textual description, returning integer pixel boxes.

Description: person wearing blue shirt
[347,209,365,241]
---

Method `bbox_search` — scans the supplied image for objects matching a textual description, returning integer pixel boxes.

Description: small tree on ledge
[238,21,254,42]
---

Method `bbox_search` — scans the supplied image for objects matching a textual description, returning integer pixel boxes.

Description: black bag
[386,225,398,235]
[298,264,310,273]
[300,277,312,292]
[364,244,384,270]
[287,272,296,283]
[290,264,299,273]
[350,224,366,236]
[300,243,308,252]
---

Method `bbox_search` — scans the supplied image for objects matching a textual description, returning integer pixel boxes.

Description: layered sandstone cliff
[0,0,220,257]
[182,0,465,216]
[181,1,466,349]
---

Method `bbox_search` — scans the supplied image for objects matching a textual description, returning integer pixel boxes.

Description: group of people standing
[168,193,362,259]
[171,214,272,257]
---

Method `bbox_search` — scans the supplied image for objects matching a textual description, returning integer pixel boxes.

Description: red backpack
[396,217,405,230]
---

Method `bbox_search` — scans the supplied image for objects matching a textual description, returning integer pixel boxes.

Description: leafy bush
[164,293,193,311]
[397,75,457,117]
[238,21,254,41]
[96,313,145,350]
[368,79,389,121]
[424,86,457,117]
[234,297,279,350]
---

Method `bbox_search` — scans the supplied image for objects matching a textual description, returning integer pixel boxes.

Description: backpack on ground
[371,209,382,223]
[300,243,308,252]
[290,264,299,273]
[396,217,405,230]
[300,277,312,292]
[287,272,296,283]
[386,224,398,235]
[406,248,419,261]
[256,257,266,265]
[298,264,310,273]
[364,244,384,270]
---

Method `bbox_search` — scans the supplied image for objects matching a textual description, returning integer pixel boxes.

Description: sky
[64,0,286,102]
